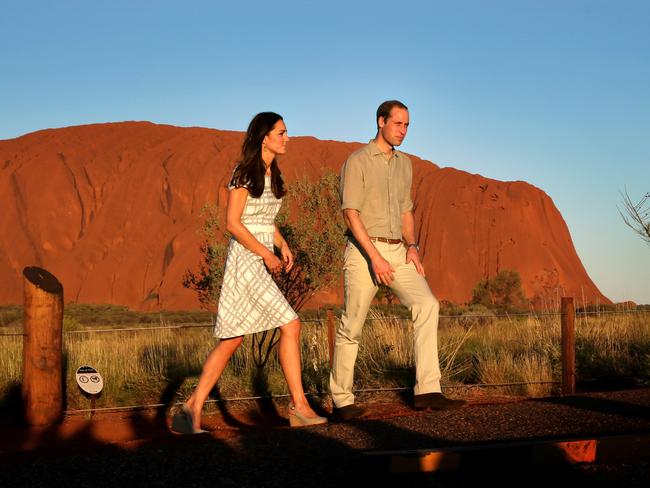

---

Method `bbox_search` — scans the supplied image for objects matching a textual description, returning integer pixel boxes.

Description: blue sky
[2,0,648,303]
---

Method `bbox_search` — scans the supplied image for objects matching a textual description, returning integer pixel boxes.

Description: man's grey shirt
[340,140,413,240]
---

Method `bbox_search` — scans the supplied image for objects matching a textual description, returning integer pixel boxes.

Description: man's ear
[378,116,386,128]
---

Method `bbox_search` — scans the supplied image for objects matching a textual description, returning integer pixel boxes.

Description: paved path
[1,389,649,487]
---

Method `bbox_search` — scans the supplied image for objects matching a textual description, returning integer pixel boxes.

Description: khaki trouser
[329,240,441,408]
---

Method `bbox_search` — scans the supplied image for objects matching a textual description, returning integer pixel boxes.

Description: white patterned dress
[214,175,298,338]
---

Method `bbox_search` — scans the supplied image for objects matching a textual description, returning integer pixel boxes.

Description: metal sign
[75,365,104,395]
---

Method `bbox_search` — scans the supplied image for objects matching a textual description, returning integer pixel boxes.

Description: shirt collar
[367,139,399,159]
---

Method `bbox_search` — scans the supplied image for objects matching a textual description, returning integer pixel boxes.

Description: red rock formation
[0,122,609,310]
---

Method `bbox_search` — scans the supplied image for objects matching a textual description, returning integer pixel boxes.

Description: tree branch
[619,188,650,245]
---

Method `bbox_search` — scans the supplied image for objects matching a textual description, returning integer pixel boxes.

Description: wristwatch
[407,242,419,252]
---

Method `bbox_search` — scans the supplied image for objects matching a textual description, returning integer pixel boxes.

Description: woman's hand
[263,251,283,275]
[280,242,294,272]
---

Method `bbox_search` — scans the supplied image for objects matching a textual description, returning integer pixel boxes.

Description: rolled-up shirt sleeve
[340,157,364,211]
[400,158,413,214]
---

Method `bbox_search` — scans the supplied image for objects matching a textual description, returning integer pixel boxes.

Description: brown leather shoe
[332,404,366,421]
[413,393,466,411]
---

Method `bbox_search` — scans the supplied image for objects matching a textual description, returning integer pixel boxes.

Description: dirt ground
[1,388,649,487]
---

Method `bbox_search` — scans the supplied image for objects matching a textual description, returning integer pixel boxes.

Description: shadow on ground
[2,389,649,487]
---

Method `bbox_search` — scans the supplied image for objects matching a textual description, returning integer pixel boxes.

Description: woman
[173,112,327,433]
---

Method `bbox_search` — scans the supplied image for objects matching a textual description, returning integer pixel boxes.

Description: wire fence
[67,379,635,415]
[64,381,563,415]
[1,308,648,337]
[3,307,648,415]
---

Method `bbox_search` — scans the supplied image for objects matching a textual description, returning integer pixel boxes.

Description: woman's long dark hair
[230,112,287,199]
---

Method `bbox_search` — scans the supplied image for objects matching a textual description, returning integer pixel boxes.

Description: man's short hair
[376,100,408,128]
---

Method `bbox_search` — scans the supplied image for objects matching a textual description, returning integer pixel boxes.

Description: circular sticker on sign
[75,366,104,395]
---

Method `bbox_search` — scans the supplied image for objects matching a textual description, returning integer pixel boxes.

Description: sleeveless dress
[214,175,298,338]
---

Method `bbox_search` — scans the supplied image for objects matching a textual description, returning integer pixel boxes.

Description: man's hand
[372,255,396,285]
[406,247,425,276]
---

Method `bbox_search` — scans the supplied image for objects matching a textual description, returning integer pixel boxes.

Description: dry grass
[0,331,21,389]
[1,309,648,410]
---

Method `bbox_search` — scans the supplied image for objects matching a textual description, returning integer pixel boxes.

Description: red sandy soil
[3,388,648,458]
[2,392,648,488]
[0,122,608,310]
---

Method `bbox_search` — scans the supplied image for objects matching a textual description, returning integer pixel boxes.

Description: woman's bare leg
[278,319,319,417]
[184,335,244,428]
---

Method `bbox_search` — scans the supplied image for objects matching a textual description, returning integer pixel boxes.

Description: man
[329,100,466,420]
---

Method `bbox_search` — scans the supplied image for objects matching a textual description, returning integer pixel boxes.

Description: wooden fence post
[326,308,335,368]
[561,296,576,395]
[22,266,64,426]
